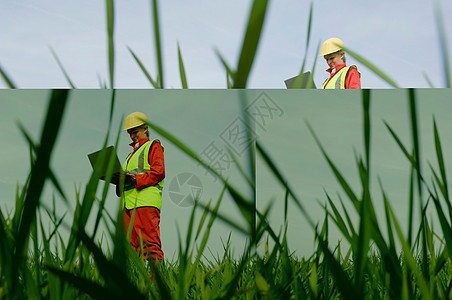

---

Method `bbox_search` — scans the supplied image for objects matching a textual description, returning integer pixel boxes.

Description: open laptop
[284,71,317,89]
[87,145,134,188]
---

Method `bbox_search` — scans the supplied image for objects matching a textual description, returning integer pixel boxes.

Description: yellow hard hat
[320,37,344,57]
[123,112,148,131]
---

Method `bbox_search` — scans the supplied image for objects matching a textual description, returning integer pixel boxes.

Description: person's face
[127,126,148,143]
[324,52,344,69]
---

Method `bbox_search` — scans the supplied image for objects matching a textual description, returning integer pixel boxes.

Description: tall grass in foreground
[3,90,452,299]
[0,90,258,299]
[256,89,452,299]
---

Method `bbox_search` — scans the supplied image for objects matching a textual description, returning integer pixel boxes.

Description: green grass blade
[317,236,359,299]
[430,192,452,258]
[226,181,254,228]
[379,179,396,251]
[232,0,269,88]
[64,151,109,265]
[284,185,289,224]
[215,48,235,83]
[144,119,254,226]
[74,120,115,240]
[97,72,107,88]
[305,121,360,210]
[433,118,449,204]
[218,246,252,299]
[355,157,371,295]
[433,0,451,87]
[385,196,433,300]
[408,164,415,246]
[49,46,76,88]
[92,120,121,238]
[39,217,62,299]
[177,42,188,88]
[434,249,447,276]
[0,63,16,88]
[128,47,159,87]
[226,71,233,88]
[77,228,147,299]
[108,89,116,126]
[424,216,436,264]
[146,255,172,299]
[379,179,404,296]
[256,141,315,229]
[17,122,69,205]
[408,89,429,276]
[409,89,423,199]
[305,2,313,56]
[0,209,12,259]
[44,206,67,242]
[13,178,29,235]
[151,0,164,88]
[362,90,371,169]
[354,91,371,292]
[110,188,127,281]
[184,200,197,259]
[226,147,254,189]
[239,92,256,235]
[195,200,211,241]
[47,266,118,298]
[338,194,357,238]
[429,163,452,223]
[384,121,416,166]
[28,218,41,298]
[195,186,226,251]
[422,71,436,88]
[255,209,283,251]
[343,46,399,88]
[106,0,115,88]
[188,186,227,288]
[12,90,69,294]
[196,201,248,235]
[324,193,352,243]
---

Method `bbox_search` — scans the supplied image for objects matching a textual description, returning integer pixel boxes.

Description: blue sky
[0,0,451,88]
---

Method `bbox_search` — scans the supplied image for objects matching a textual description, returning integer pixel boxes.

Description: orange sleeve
[345,67,361,89]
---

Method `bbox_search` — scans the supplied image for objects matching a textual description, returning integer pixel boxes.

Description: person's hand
[126,172,136,180]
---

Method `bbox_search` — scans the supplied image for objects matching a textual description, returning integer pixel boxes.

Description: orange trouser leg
[123,206,164,260]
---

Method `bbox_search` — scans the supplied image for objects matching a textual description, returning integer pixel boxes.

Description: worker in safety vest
[320,37,361,89]
[117,112,165,260]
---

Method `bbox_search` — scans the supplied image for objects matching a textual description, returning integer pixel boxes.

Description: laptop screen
[87,145,123,178]
[284,71,316,89]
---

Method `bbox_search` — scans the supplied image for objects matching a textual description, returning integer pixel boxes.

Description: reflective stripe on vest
[122,140,164,210]
[322,66,359,89]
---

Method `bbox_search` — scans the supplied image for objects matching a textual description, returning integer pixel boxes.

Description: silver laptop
[87,145,134,187]
[284,71,316,89]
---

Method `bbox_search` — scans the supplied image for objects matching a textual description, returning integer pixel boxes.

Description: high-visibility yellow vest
[122,140,164,210]
[322,65,360,89]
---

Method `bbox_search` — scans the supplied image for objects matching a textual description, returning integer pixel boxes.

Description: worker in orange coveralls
[116,112,165,260]
[320,37,361,89]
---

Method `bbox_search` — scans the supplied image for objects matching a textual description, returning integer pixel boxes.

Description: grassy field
[2,90,452,299]
[1,0,451,299]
